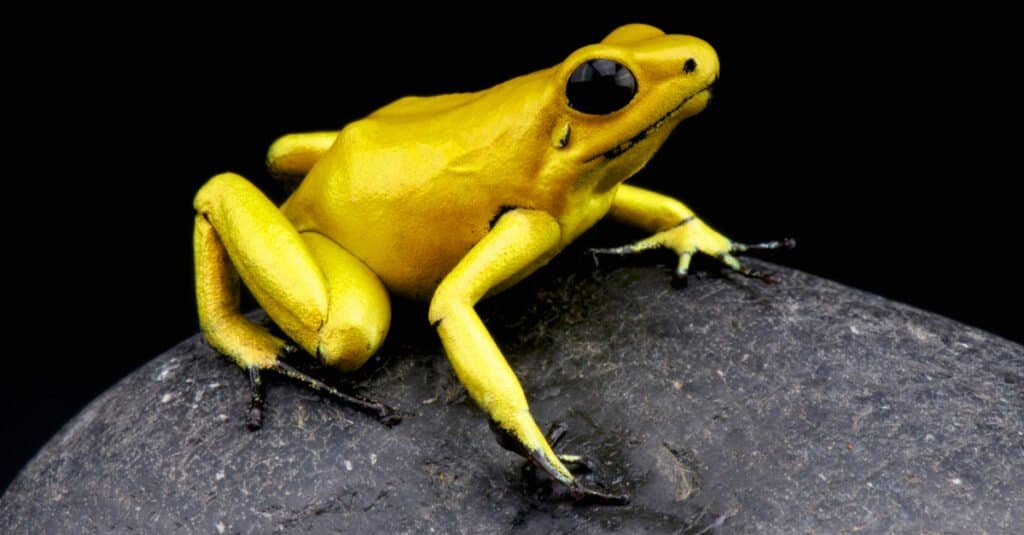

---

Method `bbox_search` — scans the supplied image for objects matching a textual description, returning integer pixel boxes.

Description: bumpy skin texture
[192,24,764,499]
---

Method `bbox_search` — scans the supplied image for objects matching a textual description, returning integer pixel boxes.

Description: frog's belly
[284,196,491,301]
[339,216,484,300]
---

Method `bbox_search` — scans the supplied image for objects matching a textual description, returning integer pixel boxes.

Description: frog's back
[368,91,484,119]
[281,69,558,300]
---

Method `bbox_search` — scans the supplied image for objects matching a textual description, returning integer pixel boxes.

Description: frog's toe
[730,237,797,253]
[588,234,664,256]
[715,251,778,283]
[271,361,400,426]
[246,366,267,431]
[246,406,263,431]
[543,421,596,473]
[673,250,695,282]
[521,449,628,505]
[243,343,303,431]
[558,453,597,474]
[568,482,631,505]
[712,237,795,282]
[515,421,628,504]
[375,405,402,427]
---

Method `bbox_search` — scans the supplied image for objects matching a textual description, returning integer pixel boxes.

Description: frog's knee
[316,325,383,372]
[193,172,250,211]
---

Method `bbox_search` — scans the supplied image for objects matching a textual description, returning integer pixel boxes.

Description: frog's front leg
[194,172,398,428]
[428,209,627,505]
[266,131,339,181]
[595,184,794,281]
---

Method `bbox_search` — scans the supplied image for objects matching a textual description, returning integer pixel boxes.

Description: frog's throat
[584,81,716,163]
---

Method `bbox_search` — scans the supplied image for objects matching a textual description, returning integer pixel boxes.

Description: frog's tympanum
[194,24,790,504]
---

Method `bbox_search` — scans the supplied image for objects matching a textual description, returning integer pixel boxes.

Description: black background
[3,7,1019,493]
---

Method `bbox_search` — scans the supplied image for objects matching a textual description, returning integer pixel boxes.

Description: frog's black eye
[566,59,637,114]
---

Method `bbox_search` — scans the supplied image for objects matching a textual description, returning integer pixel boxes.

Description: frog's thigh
[300,231,390,372]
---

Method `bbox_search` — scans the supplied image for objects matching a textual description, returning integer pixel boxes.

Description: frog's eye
[566,59,637,114]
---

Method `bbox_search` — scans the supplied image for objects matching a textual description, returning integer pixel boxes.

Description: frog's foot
[591,217,795,284]
[718,238,797,282]
[246,365,267,431]
[491,420,629,505]
[528,448,629,505]
[245,348,400,431]
[541,421,596,473]
[273,360,401,426]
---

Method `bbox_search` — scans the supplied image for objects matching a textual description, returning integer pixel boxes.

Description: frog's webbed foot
[591,216,795,284]
[490,420,629,505]
[245,345,401,431]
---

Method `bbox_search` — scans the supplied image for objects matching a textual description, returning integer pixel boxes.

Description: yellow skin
[194,23,786,503]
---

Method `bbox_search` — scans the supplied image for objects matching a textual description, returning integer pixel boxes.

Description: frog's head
[544,24,719,190]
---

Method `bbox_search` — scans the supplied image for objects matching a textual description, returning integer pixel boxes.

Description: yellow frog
[193,23,789,503]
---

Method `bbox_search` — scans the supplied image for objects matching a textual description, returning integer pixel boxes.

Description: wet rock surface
[3,260,1022,533]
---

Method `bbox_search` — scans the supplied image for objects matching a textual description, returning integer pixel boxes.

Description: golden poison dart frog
[193,23,790,504]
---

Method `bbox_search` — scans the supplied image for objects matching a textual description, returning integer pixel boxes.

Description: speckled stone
[2,261,1021,533]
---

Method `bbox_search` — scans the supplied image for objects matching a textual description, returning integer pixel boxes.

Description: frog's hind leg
[194,172,396,428]
[294,230,398,425]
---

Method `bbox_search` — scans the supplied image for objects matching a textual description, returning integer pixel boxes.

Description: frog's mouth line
[585,81,715,163]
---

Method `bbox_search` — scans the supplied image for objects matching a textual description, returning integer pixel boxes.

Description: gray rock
[2,261,1022,533]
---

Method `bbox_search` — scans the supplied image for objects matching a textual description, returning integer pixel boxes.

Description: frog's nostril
[683,58,697,74]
